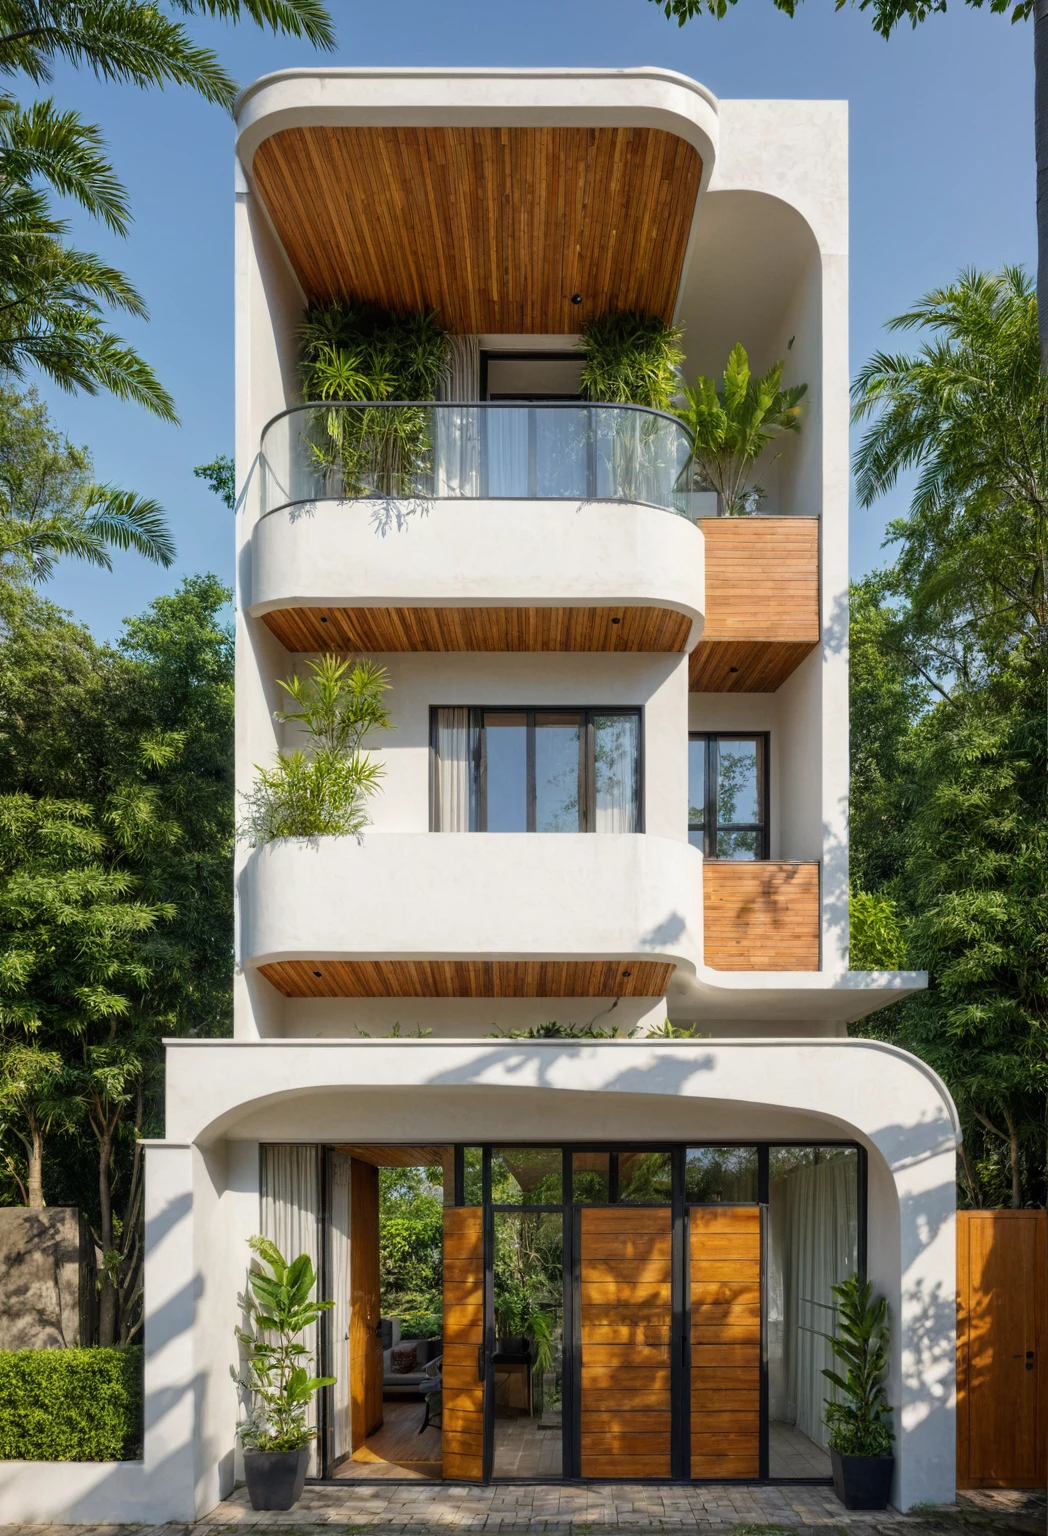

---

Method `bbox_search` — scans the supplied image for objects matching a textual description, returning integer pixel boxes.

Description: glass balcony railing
[259,401,694,518]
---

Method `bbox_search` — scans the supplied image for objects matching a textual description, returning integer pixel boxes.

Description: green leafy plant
[676,343,807,514]
[849,888,907,970]
[579,311,684,409]
[0,1346,142,1460]
[241,654,392,844]
[485,1020,626,1039]
[822,1274,894,1458]
[643,1019,705,1039]
[234,1235,335,1454]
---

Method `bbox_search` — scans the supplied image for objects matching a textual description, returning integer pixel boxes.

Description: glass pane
[688,737,706,831]
[716,828,760,860]
[484,713,527,832]
[492,1210,564,1478]
[534,713,581,832]
[594,714,639,833]
[463,1146,483,1205]
[534,408,588,498]
[766,1146,859,1477]
[485,408,529,496]
[685,1146,758,1203]
[572,1152,610,1203]
[491,1147,562,1205]
[716,738,763,827]
[618,1150,672,1203]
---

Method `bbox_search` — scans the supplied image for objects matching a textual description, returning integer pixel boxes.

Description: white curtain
[434,707,478,831]
[328,1151,352,1467]
[436,335,481,495]
[785,1154,858,1446]
[594,714,640,833]
[260,1145,321,1472]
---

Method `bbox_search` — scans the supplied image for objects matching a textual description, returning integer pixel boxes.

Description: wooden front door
[578,1206,673,1478]
[689,1205,761,1478]
[957,1209,1046,1488]
[349,1158,383,1448]
[443,1205,486,1480]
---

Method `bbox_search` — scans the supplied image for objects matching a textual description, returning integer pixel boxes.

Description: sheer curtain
[434,707,479,831]
[594,714,640,833]
[436,334,481,495]
[328,1151,352,1467]
[260,1145,321,1472]
[785,1155,858,1445]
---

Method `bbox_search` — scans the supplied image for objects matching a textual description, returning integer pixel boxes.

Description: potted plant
[233,1235,335,1512]
[822,1273,895,1510]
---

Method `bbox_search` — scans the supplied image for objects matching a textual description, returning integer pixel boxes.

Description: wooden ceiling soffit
[251,126,703,332]
[257,958,675,999]
[335,1145,451,1167]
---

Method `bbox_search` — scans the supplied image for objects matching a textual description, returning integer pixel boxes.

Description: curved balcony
[240,832,703,998]
[250,402,703,655]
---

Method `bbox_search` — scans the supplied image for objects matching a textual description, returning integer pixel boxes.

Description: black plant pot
[243,1447,309,1511]
[830,1447,895,1510]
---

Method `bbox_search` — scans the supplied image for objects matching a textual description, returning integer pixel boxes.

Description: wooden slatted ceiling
[690,1205,761,1479]
[251,127,703,333]
[703,862,820,972]
[257,958,674,998]
[335,1144,450,1168]
[260,604,692,656]
[580,1207,673,1479]
[443,1206,485,1481]
[690,517,820,693]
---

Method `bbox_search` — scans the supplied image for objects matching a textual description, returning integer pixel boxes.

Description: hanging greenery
[578,311,685,410]
[297,303,449,497]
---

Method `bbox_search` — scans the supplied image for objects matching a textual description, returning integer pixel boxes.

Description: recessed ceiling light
[622,969,632,978]
[611,616,621,625]
[313,970,322,978]
[320,616,329,624]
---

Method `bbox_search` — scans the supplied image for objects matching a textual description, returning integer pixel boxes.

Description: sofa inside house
[380,1318,443,1398]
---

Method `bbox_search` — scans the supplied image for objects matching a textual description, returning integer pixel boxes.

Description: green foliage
[643,1019,705,1038]
[235,1235,334,1453]
[849,889,907,970]
[486,1019,627,1039]
[492,1211,560,1377]
[822,1275,894,1458]
[194,455,236,512]
[578,311,684,410]
[0,1345,142,1460]
[648,0,1032,36]
[676,343,807,515]
[379,1166,444,1330]
[241,655,392,845]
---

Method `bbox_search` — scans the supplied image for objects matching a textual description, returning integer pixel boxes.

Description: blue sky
[34,0,1034,639]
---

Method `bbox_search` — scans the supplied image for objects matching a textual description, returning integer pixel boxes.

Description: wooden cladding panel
[690,517,820,692]
[257,958,674,999]
[689,1205,761,1479]
[703,861,820,972]
[349,1159,383,1449]
[252,126,703,333]
[261,604,692,656]
[579,1206,673,1479]
[443,1207,485,1481]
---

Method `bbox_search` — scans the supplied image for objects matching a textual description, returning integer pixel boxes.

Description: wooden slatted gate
[578,1206,674,1478]
[442,1206,486,1480]
[689,1205,762,1478]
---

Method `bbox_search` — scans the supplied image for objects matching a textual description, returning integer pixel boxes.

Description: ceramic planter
[243,1446,309,1511]
[830,1446,894,1510]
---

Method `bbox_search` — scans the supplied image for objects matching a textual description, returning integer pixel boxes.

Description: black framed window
[432,707,642,833]
[688,732,769,859]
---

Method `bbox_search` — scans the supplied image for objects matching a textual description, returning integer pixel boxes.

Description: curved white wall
[240,832,703,975]
[248,498,705,645]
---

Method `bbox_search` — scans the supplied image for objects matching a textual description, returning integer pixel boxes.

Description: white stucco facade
[0,67,957,1525]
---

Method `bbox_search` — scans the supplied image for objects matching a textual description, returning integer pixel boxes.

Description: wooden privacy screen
[579,1207,673,1478]
[689,1206,761,1478]
[349,1159,383,1449]
[957,1209,1046,1488]
[703,862,820,972]
[443,1206,486,1481]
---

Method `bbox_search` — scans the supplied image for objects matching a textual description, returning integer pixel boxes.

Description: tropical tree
[195,454,235,512]
[646,0,1048,370]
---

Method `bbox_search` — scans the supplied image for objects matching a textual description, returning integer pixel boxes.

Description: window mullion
[526,710,536,833]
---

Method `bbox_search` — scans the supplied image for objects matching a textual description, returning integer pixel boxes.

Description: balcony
[249,402,703,656]
[689,517,820,692]
[703,861,820,971]
[240,833,703,998]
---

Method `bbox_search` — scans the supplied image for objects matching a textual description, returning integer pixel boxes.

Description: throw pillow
[391,1343,418,1374]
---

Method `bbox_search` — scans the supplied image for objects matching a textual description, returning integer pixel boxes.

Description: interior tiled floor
[332,1398,442,1481]
[492,1409,564,1478]
[768,1420,832,1479]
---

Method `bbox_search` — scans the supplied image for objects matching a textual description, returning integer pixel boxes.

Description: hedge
[0,1347,142,1461]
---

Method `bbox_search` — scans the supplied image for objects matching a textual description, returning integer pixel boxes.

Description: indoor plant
[676,342,807,514]
[233,1235,334,1512]
[822,1273,895,1510]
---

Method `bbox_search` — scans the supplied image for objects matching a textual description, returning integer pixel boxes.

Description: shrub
[579,311,684,409]
[0,1347,142,1461]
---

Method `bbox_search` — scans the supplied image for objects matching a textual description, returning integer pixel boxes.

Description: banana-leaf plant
[676,342,807,515]
[822,1272,895,1458]
[233,1234,335,1452]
